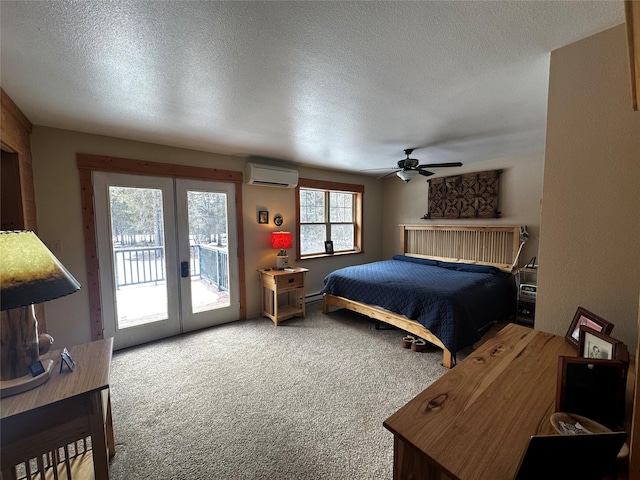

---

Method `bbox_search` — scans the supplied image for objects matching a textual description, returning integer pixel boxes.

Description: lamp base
[275,255,289,269]
[0,358,54,398]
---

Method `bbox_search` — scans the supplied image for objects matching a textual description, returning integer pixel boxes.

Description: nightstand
[515,267,537,326]
[258,268,309,325]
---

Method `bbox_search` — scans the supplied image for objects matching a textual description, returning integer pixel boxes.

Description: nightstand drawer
[276,273,303,289]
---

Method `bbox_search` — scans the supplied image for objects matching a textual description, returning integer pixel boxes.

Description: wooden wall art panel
[424,170,501,219]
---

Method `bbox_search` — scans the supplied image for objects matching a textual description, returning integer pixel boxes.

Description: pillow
[433,260,500,273]
[393,255,500,273]
[453,263,500,274]
[392,254,439,266]
[436,261,460,270]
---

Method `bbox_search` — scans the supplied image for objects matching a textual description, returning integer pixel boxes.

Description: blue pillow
[393,255,500,273]
[434,260,500,273]
[392,254,439,266]
[436,261,460,270]
[453,263,500,274]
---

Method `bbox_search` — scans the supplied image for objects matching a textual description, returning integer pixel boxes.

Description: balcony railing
[114,245,228,291]
[197,244,229,291]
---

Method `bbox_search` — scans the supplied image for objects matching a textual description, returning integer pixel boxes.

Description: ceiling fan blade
[418,170,435,177]
[359,167,397,172]
[376,170,400,180]
[417,162,463,168]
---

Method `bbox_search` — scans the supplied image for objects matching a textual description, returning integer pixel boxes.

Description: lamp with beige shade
[0,230,81,397]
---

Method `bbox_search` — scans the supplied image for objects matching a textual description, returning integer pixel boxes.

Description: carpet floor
[108,302,504,479]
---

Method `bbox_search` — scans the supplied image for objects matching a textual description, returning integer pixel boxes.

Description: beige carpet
[108,302,505,479]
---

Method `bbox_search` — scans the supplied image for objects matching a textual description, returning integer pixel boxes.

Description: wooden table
[1,337,115,479]
[258,267,308,325]
[383,323,576,480]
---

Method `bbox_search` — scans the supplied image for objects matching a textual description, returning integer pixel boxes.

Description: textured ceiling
[0,1,625,175]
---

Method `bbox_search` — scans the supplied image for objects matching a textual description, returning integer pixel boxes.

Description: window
[296,178,363,258]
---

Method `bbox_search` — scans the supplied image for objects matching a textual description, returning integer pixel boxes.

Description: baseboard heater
[306,292,323,304]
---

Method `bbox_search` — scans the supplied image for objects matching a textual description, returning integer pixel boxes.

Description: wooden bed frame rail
[323,224,522,368]
[322,294,453,367]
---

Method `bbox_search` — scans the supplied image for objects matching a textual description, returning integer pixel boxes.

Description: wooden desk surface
[1,337,114,419]
[383,324,576,480]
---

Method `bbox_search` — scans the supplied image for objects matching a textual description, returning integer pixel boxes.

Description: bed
[322,225,523,368]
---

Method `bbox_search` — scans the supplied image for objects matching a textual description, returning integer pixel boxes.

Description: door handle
[181,261,190,278]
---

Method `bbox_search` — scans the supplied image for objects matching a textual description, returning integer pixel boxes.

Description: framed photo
[60,347,76,372]
[565,306,613,349]
[324,240,334,254]
[258,210,269,224]
[556,355,627,429]
[578,326,619,360]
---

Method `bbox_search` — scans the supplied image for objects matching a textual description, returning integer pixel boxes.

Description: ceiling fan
[366,149,463,182]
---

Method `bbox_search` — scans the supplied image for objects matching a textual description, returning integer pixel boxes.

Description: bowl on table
[550,412,629,459]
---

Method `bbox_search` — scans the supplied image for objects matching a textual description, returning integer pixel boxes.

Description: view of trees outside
[187,190,229,313]
[109,186,165,246]
[329,192,354,251]
[187,191,227,246]
[108,187,228,248]
[300,189,326,255]
[299,189,355,255]
[107,186,231,325]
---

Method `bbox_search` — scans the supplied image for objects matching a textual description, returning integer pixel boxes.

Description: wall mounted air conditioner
[245,163,298,188]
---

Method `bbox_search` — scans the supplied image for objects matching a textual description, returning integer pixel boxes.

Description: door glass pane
[109,186,168,328]
[187,191,230,313]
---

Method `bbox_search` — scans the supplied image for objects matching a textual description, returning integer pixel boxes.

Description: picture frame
[258,210,269,224]
[556,355,628,429]
[578,326,620,360]
[60,347,76,372]
[564,306,614,349]
[324,240,334,254]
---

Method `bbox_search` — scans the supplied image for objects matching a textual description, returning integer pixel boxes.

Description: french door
[94,172,239,350]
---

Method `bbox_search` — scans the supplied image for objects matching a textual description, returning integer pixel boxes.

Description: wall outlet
[45,239,62,256]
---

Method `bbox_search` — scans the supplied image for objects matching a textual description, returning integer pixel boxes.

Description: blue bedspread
[321,255,514,355]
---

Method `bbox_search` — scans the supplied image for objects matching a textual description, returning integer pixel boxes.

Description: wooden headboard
[400,224,522,272]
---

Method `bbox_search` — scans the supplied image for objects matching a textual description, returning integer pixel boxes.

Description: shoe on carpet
[412,338,427,352]
[401,335,416,349]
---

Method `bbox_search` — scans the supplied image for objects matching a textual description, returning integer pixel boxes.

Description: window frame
[295,178,364,260]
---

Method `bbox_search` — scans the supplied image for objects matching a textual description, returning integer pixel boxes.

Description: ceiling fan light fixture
[396,170,418,182]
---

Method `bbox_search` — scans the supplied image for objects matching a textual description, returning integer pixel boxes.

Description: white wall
[381,152,544,266]
[30,126,383,347]
[537,25,640,352]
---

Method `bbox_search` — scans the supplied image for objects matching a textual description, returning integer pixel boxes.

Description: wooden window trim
[295,178,364,260]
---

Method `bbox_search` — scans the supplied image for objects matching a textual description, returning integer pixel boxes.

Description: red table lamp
[271,231,292,269]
